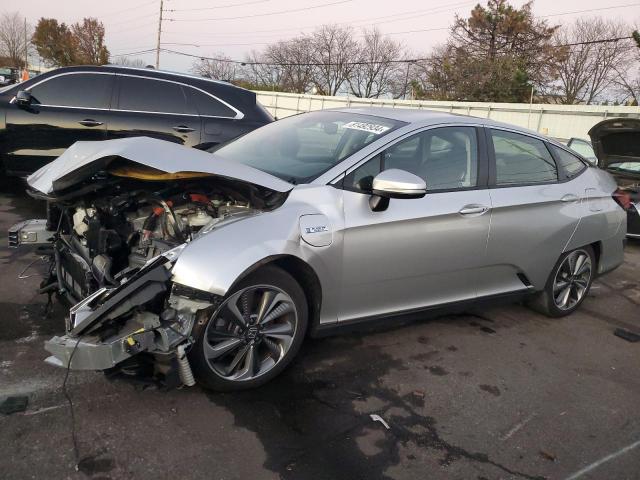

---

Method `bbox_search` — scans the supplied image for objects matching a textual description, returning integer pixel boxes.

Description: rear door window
[490,129,558,185]
[117,76,195,114]
[29,73,113,109]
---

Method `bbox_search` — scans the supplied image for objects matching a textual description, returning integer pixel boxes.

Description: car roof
[49,64,233,87]
[331,106,542,137]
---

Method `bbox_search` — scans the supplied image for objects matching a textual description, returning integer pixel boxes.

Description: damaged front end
[45,252,221,387]
[10,137,292,387]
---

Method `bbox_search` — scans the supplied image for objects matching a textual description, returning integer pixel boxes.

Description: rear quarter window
[186,88,237,118]
[550,145,587,179]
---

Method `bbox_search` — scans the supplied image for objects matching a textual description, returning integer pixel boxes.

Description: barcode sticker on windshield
[343,121,390,135]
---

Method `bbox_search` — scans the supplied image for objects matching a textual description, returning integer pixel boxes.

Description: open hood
[588,118,640,179]
[27,136,293,195]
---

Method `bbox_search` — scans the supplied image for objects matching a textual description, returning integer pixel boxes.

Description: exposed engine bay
[42,168,264,303]
[10,139,290,388]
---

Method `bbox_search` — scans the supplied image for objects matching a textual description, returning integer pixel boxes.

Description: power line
[168,0,271,12]
[113,48,158,57]
[146,36,634,67]
[156,1,639,43]
[161,1,472,38]
[540,2,640,18]
[166,0,354,22]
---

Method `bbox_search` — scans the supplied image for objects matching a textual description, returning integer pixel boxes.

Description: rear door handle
[561,194,580,203]
[78,119,103,127]
[173,125,195,133]
[459,204,490,215]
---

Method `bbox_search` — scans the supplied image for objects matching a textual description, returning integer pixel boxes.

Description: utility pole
[403,60,414,100]
[155,0,164,69]
[527,85,535,129]
[24,18,28,72]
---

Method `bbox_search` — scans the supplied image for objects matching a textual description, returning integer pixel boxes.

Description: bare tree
[611,25,640,105]
[244,49,285,90]
[554,18,632,104]
[263,36,314,93]
[309,25,359,95]
[0,12,31,68]
[112,56,148,68]
[347,28,405,98]
[191,52,237,81]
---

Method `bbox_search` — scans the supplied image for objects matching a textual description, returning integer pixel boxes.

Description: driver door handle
[173,125,195,133]
[78,119,103,127]
[459,204,490,216]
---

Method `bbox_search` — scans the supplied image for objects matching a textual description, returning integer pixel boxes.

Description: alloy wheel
[552,249,592,311]
[203,285,298,381]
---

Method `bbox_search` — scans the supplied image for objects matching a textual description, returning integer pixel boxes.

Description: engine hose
[176,344,196,387]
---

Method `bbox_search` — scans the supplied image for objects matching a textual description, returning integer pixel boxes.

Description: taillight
[612,188,632,210]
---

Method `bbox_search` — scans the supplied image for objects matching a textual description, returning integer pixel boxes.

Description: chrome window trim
[115,73,244,120]
[10,70,244,120]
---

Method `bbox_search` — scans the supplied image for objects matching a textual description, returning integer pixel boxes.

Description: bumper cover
[8,219,53,248]
[45,334,136,370]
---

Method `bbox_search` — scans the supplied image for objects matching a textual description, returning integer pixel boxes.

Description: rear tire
[190,265,308,391]
[527,246,595,318]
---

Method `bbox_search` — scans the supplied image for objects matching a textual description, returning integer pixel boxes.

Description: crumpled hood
[27,136,293,194]
[588,118,640,179]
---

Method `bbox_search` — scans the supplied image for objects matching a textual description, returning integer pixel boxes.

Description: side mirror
[15,90,32,106]
[369,169,427,211]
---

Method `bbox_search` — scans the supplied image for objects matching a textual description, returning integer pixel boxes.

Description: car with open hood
[10,108,627,391]
[588,118,640,238]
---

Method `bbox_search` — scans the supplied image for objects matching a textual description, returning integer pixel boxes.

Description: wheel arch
[228,254,322,333]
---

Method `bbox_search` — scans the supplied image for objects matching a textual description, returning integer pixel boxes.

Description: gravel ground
[0,177,638,480]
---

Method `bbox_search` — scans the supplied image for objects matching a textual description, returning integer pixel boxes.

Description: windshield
[211,110,405,183]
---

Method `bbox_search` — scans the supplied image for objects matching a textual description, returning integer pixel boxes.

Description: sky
[10,0,640,73]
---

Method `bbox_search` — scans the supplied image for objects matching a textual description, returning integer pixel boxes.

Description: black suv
[0,65,273,176]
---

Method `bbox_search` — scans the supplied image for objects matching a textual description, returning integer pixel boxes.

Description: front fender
[170,186,344,324]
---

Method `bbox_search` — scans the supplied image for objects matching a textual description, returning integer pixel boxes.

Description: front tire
[528,246,595,318]
[190,266,308,391]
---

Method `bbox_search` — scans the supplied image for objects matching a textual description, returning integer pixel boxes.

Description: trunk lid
[588,118,640,181]
[27,136,293,194]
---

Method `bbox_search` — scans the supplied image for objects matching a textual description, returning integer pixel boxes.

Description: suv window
[29,73,113,109]
[567,138,597,163]
[345,126,479,192]
[490,129,557,185]
[550,145,586,179]
[117,76,194,114]
[186,88,236,117]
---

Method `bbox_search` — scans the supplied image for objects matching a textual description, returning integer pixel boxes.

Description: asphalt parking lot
[0,177,638,480]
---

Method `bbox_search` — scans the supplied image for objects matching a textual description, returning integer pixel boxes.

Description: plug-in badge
[300,215,332,247]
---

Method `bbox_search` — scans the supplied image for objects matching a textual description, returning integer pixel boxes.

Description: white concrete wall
[254,90,640,141]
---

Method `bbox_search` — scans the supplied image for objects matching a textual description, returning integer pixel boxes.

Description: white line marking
[501,413,536,441]
[23,404,69,416]
[564,439,640,480]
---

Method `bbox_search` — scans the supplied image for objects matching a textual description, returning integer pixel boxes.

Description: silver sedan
[16,108,627,390]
